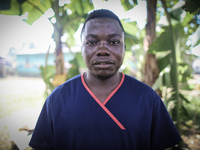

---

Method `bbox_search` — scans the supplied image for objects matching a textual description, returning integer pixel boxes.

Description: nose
[96,49,110,56]
[96,41,110,56]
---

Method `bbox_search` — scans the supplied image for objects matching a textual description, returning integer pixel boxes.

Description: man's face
[81,18,125,79]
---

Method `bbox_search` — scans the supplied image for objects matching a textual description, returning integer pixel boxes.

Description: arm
[29,97,54,150]
[150,93,182,150]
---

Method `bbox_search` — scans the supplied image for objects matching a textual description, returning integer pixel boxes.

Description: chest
[90,87,114,103]
[50,83,154,149]
[51,91,153,132]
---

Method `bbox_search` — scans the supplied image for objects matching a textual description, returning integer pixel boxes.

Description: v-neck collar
[81,73,125,105]
[81,73,126,130]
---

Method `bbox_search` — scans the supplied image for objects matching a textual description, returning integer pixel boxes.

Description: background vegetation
[0,0,200,149]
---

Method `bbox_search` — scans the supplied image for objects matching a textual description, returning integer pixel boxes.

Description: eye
[109,40,120,45]
[86,41,97,45]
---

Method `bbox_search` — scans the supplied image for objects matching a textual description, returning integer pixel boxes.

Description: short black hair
[81,9,125,38]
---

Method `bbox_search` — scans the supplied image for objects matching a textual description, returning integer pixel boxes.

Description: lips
[93,60,114,65]
[92,60,114,69]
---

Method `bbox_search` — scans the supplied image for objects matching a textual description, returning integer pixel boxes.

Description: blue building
[16,52,74,77]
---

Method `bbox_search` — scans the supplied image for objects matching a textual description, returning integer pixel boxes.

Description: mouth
[93,60,114,65]
[92,60,114,69]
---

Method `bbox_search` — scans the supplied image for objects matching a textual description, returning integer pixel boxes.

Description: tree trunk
[143,0,160,96]
[54,28,65,75]
[144,0,156,51]
[52,0,65,75]
[143,53,159,87]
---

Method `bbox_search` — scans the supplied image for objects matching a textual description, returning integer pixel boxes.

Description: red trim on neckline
[103,73,125,105]
[81,73,125,130]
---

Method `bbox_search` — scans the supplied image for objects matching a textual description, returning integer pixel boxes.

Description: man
[29,9,181,150]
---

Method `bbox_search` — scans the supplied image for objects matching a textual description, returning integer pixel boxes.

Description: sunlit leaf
[152,73,163,90]
[148,26,173,53]
[182,11,194,26]
[76,52,85,68]
[125,32,138,51]
[121,0,137,11]
[25,7,44,24]
[68,0,94,15]
[122,20,139,50]
[179,93,190,103]
[52,74,67,86]
[122,20,138,35]
[163,71,171,87]
[158,54,171,72]
[22,0,51,24]
[173,23,185,43]
[170,2,185,21]
[67,56,80,80]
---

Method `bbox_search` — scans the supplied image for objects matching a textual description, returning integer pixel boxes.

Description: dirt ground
[0,76,45,150]
[181,128,200,150]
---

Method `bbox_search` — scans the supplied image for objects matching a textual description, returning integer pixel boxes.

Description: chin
[94,70,117,80]
[96,74,112,80]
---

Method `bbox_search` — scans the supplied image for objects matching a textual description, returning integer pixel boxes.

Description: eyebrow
[85,34,98,39]
[86,33,122,39]
[108,33,122,38]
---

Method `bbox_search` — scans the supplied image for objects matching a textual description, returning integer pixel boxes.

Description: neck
[84,72,122,88]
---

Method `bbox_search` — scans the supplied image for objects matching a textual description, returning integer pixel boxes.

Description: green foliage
[170,3,185,22]
[157,54,170,72]
[62,0,94,47]
[67,0,94,15]
[148,1,200,135]
[122,20,140,51]
[182,11,194,26]
[66,55,80,80]
[0,0,94,48]
[181,93,200,130]
[39,65,55,98]
[0,0,21,15]
[178,63,193,84]
[121,51,137,76]
[0,0,51,24]
[149,26,174,53]
[39,52,83,97]
[121,0,137,11]
[76,52,85,68]
[122,20,138,36]
[24,0,51,24]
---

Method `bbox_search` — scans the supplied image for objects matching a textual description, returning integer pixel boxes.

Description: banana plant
[148,1,199,135]
[0,0,94,75]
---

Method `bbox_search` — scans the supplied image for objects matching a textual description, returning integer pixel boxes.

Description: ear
[124,44,126,52]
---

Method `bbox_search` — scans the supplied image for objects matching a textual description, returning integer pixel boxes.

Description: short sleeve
[29,96,54,150]
[150,93,182,150]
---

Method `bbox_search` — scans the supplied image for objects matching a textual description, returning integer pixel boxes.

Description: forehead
[82,18,124,37]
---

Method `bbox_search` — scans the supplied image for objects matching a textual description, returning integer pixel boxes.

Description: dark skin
[81,18,126,103]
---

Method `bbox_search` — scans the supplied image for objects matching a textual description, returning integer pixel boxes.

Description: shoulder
[46,74,82,102]
[123,74,161,107]
[124,74,155,94]
[53,74,81,92]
